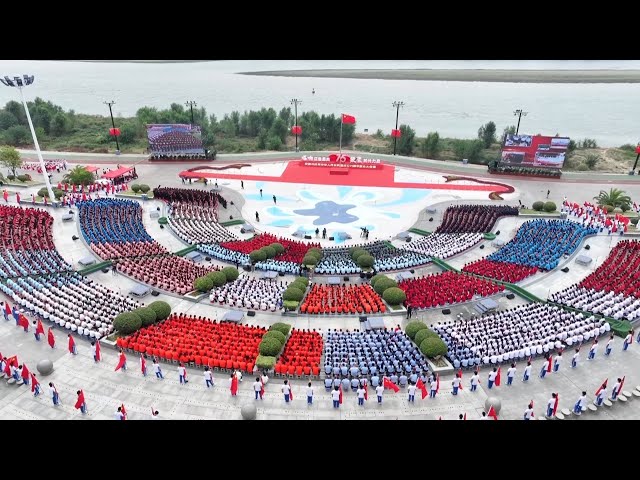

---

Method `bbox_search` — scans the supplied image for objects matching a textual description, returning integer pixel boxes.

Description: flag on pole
[457,368,463,390]
[416,378,428,399]
[47,328,55,348]
[35,319,45,336]
[19,314,29,330]
[546,356,553,373]
[114,352,126,371]
[383,377,400,393]
[289,386,294,401]
[3,302,10,316]
[487,406,499,420]
[363,382,368,401]
[339,385,343,404]
[30,373,39,394]
[341,114,356,124]
[463,412,467,420]
[230,375,238,395]
[495,367,501,387]
[21,364,30,382]
[530,400,535,418]
[595,379,608,397]
[553,394,559,417]
[121,403,127,420]
[436,374,440,393]
[140,355,146,375]
[68,335,76,354]
[617,376,625,396]
[74,390,85,410]
[95,341,101,362]
[260,378,265,398]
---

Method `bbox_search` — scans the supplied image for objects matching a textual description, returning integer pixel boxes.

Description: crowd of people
[221,234,320,265]
[436,204,518,233]
[432,303,610,366]
[274,329,323,376]
[402,233,482,259]
[300,284,386,315]
[209,276,287,311]
[21,159,68,173]
[562,200,630,234]
[399,271,504,309]
[462,259,539,283]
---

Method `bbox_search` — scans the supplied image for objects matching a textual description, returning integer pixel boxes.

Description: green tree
[49,113,68,137]
[0,145,21,177]
[452,139,483,162]
[2,125,30,146]
[4,101,25,125]
[392,124,416,156]
[118,123,138,144]
[0,111,19,130]
[31,106,52,134]
[63,165,94,186]
[269,117,288,144]
[420,131,440,158]
[585,154,600,170]
[478,121,497,148]
[594,188,631,210]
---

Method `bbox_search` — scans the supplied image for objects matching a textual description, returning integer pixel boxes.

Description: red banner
[301,155,383,169]
[291,125,302,135]
[391,129,401,138]
[109,128,121,136]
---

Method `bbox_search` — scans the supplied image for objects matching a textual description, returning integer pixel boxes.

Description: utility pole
[104,101,120,154]
[513,109,528,135]
[185,100,197,124]
[631,144,640,175]
[392,101,405,155]
[291,98,302,152]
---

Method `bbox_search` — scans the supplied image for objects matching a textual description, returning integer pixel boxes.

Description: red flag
[230,375,238,395]
[140,355,146,375]
[391,128,401,138]
[383,377,400,393]
[47,328,55,348]
[74,390,85,410]
[260,378,265,398]
[552,394,559,416]
[436,373,440,393]
[95,341,101,361]
[19,314,28,330]
[21,364,30,381]
[416,378,428,399]
[618,376,626,396]
[463,413,467,420]
[363,383,368,401]
[546,356,553,373]
[30,373,39,393]
[3,359,12,377]
[458,368,463,390]
[114,352,126,371]
[68,335,75,353]
[530,400,535,417]
[341,113,356,124]
[35,319,45,335]
[4,302,10,316]
[339,385,343,404]
[289,386,294,401]
[495,368,501,387]
[487,406,499,420]
[121,403,127,420]
[595,379,608,397]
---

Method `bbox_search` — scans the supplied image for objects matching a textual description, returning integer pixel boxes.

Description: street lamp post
[185,100,197,124]
[103,101,120,154]
[513,109,528,135]
[0,75,56,203]
[392,101,405,155]
[291,98,302,152]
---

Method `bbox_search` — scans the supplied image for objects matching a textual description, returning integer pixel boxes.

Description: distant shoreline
[240,68,640,83]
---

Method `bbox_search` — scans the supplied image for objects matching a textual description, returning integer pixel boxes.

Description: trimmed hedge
[131,184,141,193]
[294,277,309,287]
[261,246,276,259]
[249,249,267,263]
[290,281,308,293]
[631,217,639,226]
[357,254,375,269]
[139,184,150,193]
[270,243,285,255]
[16,174,29,182]
[405,321,428,340]
[263,330,286,346]
[158,216,168,225]
[302,255,318,266]
[270,323,291,336]
[258,337,283,356]
[221,266,239,282]
[370,274,387,287]
[414,328,438,347]
[207,271,227,287]
[307,247,323,261]
[373,278,398,296]
[255,355,276,370]
[113,312,142,334]
[419,337,448,358]
[135,307,157,327]
[382,287,406,306]
[351,248,367,262]
[532,201,544,211]
[38,187,64,199]
[194,276,213,292]
[604,205,614,213]
[283,287,305,302]
[148,301,171,321]
[543,201,556,212]
[283,300,299,311]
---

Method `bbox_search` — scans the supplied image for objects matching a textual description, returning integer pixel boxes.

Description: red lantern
[109,128,121,136]
[391,129,401,138]
[291,125,302,135]
[636,145,640,154]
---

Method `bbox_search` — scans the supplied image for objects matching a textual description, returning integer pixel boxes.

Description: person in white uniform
[573,391,587,415]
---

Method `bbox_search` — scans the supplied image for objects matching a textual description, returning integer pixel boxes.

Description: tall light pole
[290,98,302,152]
[185,100,197,124]
[513,109,528,135]
[103,101,120,154]
[0,75,56,203]
[392,101,405,155]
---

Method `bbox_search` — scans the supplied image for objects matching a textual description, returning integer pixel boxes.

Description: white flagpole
[339,116,344,155]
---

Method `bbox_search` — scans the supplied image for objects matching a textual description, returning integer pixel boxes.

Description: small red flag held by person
[47,328,55,348]
[595,379,608,397]
[35,319,45,336]
[4,302,10,316]
[21,364,30,381]
[546,356,553,373]
[495,367,501,386]
[74,390,85,410]
[416,378,428,399]
[140,355,146,375]
[487,406,499,420]
[19,314,28,330]
[553,393,559,417]
[383,377,400,393]
[363,383,368,401]
[114,352,126,371]
[436,373,440,393]
[341,113,356,124]
[530,400,535,417]
[95,341,101,362]
[260,378,265,398]
[618,376,626,396]
[339,385,343,404]
[230,375,238,395]
[121,403,127,420]
[68,335,76,354]
[289,386,294,401]
[30,373,39,393]
[458,368,463,390]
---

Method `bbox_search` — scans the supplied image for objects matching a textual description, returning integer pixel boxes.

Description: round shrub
[258,337,283,356]
[293,276,308,287]
[148,301,171,321]
[419,337,448,358]
[351,248,368,262]
[405,321,428,340]
[532,201,544,211]
[370,274,387,287]
[194,276,213,292]
[382,287,406,306]
[357,254,375,269]
[263,330,286,346]
[249,249,267,263]
[113,312,142,334]
[135,307,157,327]
[16,174,28,182]
[307,247,323,260]
[261,246,276,259]
[373,278,398,296]
[158,216,168,225]
[139,184,150,193]
[38,187,64,199]
[302,255,318,266]
[270,243,285,255]
[414,328,438,347]
[543,201,556,212]
[255,355,276,370]
[283,287,305,302]
[131,184,141,193]
[283,300,299,311]
[6,175,15,181]
[621,204,630,213]
[207,271,227,287]
[630,217,639,226]
[270,323,292,336]
[290,279,308,291]
[604,205,614,213]
[221,266,239,282]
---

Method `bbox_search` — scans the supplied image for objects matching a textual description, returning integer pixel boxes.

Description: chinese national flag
[114,352,126,371]
[458,368,463,390]
[36,319,45,335]
[21,364,30,381]
[383,377,400,393]
[47,328,55,348]
[289,387,294,401]
[95,341,101,362]
[463,413,467,420]
[339,385,343,404]
[364,383,368,401]
[595,379,608,397]
[75,390,85,410]
[495,368,501,386]
[546,356,553,373]
[230,375,238,395]
[487,406,499,420]
[68,335,76,354]
[553,394,559,417]
[121,404,127,420]
[416,378,428,399]
[341,114,356,124]
[618,376,625,396]
[436,374,440,393]
[30,373,39,393]
[260,379,265,398]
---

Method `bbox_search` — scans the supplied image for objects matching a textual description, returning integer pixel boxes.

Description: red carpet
[179,160,511,193]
